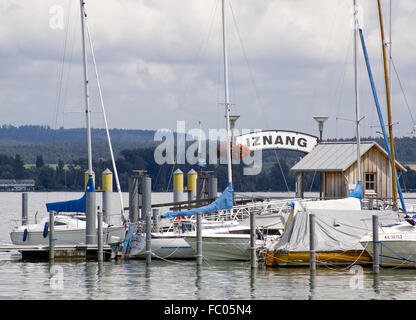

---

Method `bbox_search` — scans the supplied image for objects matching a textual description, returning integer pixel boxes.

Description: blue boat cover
[46,175,95,213]
[161,182,233,218]
[347,181,362,203]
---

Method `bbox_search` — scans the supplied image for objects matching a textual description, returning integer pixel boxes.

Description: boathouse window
[364,173,376,193]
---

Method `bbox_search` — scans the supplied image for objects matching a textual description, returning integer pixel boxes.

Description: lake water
[1,191,416,303]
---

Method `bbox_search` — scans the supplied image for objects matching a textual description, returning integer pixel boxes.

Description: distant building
[0,179,35,191]
[291,141,406,203]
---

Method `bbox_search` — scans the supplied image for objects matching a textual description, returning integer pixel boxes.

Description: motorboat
[183,213,284,261]
[128,217,241,259]
[360,219,416,267]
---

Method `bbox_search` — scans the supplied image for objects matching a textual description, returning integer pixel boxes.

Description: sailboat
[264,0,406,268]
[10,0,126,246]
[358,1,416,267]
[128,0,292,261]
[181,0,290,261]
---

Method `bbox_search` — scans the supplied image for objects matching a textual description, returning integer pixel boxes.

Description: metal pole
[80,0,93,175]
[49,211,55,261]
[187,169,197,203]
[377,0,398,207]
[97,210,103,262]
[86,190,97,244]
[250,211,257,268]
[309,214,316,271]
[128,174,139,222]
[173,169,184,209]
[102,168,113,224]
[221,0,233,185]
[152,208,159,232]
[373,215,380,273]
[207,174,218,200]
[353,0,362,190]
[142,175,152,221]
[196,212,202,266]
[22,192,28,225]
[146,209,152,265]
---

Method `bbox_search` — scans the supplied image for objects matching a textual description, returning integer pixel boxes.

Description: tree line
[3,147,416,193]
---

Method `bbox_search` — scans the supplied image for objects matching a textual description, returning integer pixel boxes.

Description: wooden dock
[0,243,122,261]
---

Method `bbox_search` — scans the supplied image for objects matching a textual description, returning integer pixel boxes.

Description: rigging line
[52,0,72,137]
[229,2,292,195]
[85,18,126,223]
[177,0,219,113]
[391,57,416,127]
[60,7,79,130]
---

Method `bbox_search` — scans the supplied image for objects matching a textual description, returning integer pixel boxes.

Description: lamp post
[313,116,328,142]
[313,116,328,200]
[226,115,240,143]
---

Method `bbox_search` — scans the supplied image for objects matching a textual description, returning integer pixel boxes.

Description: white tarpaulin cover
[273,209,403,253]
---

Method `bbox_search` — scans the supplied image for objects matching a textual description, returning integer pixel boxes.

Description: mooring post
[128,173,139,223]
[138,174,152,264]
[49,211,55,262]
[173,169,184,209]
[97,209,103,262]
[152,208,159,232]
[22,192,28,226]
[196,212,202,266]
[207,174,218,200]
[373,215,380,273]
[102,168,113,224]
[309,213,316,271]
[250,211,257,268]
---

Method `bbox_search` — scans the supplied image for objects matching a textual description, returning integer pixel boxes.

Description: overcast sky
[1,0,415,140]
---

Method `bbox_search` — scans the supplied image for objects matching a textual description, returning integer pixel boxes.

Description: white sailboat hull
[11,226,125,246]
[129,233,195,259]
[360,222,416,267]
[10,215,126,246]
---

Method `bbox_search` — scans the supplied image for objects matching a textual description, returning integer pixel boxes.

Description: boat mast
[80,0,96,244]
[80,0,93,177]
[353,0,362,189]
[377,0,398,207]
[221,0,233,185]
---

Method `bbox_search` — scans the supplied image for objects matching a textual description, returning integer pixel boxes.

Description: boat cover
[46,175,95,213]
[272,208,403,252]
[161,182,233,218]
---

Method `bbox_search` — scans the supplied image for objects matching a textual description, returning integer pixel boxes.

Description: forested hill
[0,125,158,163]
[2,125,416,165]
[0,125,156,144]
[2,125,416,192]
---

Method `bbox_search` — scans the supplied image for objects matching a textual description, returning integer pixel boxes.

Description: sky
[1,0,416,140]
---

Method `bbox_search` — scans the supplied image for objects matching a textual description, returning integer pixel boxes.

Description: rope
[376,240,416,265]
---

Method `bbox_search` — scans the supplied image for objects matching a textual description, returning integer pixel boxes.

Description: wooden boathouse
[291,141,406,206]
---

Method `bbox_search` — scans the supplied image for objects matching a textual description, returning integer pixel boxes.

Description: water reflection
[373,273,380,295]
[195,265,202,299]
[308,270,316,300]
[144,263,151,294]
[250,267,256,299]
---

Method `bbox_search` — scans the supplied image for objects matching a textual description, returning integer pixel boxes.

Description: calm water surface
[1,192,416,300]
